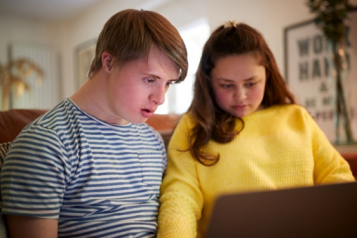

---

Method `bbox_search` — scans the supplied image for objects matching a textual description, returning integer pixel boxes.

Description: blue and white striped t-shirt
[0,98,167,237]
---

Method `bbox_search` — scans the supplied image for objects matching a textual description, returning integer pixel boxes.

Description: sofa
[0,109,181,146]
[1,109,357,176]
[1,109,357,177]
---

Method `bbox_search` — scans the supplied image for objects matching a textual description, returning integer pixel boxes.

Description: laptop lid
[205,182,357,238]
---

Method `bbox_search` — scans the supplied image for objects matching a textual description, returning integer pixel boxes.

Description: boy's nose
[150,85,166,105]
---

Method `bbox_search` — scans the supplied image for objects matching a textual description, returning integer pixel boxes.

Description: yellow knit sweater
[157,105,355,238]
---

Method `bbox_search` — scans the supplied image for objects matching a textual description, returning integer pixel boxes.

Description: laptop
[205,182,357,238]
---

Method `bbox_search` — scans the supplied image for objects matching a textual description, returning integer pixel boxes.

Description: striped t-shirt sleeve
[1,126,69,219]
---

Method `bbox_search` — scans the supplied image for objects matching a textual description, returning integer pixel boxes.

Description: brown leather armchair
[0,109,181,146]
[0,109,48,143]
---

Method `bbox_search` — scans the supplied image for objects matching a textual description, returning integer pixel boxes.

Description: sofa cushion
[0,142,10,169]
[0,109,47,143]
[0,109,180,145]
[146,113,181,147]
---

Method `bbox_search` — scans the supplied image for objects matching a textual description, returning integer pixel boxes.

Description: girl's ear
[101,51,114,73]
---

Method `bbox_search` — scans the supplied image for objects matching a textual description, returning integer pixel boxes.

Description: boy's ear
[101,51,114,73]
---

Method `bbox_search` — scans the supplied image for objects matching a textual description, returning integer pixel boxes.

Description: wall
[204,0,315,76]
[0,13,62,109]
[56,0,319,99]
[1,0,356,102]
[58,0,206,98]
[0,13,60,62]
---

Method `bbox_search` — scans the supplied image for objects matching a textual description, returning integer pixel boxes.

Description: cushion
[0,109,47,143]
[146,114,181,148]
[0,142,10,238]
[0,142,11,168]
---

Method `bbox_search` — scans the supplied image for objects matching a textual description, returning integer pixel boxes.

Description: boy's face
[105,46,179,125]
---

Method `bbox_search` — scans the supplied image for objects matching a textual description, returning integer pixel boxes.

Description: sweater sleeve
[303,109,355,183]
[158,114,203,238]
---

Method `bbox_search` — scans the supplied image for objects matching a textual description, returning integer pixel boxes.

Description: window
[156,18,210,114]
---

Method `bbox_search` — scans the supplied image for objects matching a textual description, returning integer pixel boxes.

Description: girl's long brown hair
[187,22,296,166]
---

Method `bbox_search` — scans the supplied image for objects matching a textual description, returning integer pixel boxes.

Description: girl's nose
[234,87,247,101]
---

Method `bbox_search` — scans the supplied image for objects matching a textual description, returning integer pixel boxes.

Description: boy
[1,9,188,237]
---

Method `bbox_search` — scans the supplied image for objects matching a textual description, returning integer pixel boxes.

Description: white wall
[1,0,356,102]
[204,0,315,75]
[60,0,357,144]
[56,0,320,99]
[58,0,206,98]
[0,13,60,62]
[0,13,62,109]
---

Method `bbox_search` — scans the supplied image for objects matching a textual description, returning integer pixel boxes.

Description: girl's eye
[145,78,156,84]
[221,84,233,89]
[245,82,257,87]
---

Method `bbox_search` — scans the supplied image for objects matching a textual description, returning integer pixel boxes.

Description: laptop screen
[205,182,357,238]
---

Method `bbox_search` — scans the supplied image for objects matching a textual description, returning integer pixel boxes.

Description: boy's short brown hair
[88,9,188,81]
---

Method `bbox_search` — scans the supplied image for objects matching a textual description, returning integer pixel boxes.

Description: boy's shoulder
[27,98,78,130]
[140,122,165,141]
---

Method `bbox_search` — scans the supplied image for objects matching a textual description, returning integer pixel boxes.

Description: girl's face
[211,54,266,118]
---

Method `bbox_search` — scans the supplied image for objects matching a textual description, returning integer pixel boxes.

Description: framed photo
[75,39,97,89]
[283,8,357,144]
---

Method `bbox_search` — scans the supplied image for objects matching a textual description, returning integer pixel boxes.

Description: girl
[157,22,355,238]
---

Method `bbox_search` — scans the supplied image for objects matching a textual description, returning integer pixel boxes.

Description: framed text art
[75,39,97,89]
[284,8,357,145]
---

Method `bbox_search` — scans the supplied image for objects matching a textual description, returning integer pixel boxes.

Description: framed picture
[75,39,97,89]
[283,8,357,144]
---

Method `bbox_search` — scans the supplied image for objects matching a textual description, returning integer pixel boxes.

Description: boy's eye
[145,78,156,84]
[166,81,175,87]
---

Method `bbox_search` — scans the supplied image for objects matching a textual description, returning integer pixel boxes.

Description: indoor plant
[307,0,355,144]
